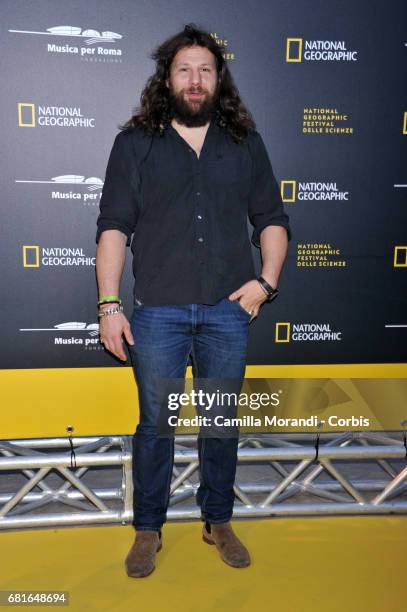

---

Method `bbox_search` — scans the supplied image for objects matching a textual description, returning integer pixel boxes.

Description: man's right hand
[99,310,135,362]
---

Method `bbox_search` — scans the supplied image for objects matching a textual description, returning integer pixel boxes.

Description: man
[95,24,291,578]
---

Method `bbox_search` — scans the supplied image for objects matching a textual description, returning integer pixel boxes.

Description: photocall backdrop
[1,0,406,372]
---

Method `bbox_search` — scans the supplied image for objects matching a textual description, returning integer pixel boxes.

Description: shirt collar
[168,118,221,160]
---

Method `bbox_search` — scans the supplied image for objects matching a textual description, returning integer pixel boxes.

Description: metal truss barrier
[1,431,407,530]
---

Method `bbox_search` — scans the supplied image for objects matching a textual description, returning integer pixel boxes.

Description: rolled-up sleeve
[247,131,291,248]
[95,129,140,247]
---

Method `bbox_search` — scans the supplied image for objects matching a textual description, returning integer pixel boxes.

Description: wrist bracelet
[258,283,269,298]
[98,304,124,318]
[98,294,121,303]
[98,295,122,307]
[98,300,121,307]
[257,276,279,301]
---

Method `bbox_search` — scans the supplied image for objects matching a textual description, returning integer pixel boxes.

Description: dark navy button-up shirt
[95,119,291,306]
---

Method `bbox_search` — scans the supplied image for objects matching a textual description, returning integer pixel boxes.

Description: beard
[168,82,219,127]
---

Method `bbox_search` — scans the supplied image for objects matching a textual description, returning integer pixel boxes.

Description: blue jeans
[128,297,251,532]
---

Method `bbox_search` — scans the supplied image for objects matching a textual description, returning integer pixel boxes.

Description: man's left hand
[228,279,269,322]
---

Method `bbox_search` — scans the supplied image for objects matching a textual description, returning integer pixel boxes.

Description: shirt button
[198,237,204,242]
[196,192,201,196]
[197,215,202,220]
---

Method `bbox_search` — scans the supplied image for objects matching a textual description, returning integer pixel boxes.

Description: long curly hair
[119,23,256,143]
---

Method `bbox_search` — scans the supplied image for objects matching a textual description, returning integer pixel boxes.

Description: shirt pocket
[205,155,251,189]
[206,156,240,183]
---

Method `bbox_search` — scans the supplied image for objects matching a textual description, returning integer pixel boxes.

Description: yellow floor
[2,363,407,438]
[0,517,405,611]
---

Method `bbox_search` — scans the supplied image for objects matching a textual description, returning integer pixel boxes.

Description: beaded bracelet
[98,304,124,318]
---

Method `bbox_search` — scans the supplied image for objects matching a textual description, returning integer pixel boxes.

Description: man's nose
[189,70,202,86]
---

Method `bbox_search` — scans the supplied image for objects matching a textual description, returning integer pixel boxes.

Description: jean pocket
[232,299,252,318]
[131,300,144,321]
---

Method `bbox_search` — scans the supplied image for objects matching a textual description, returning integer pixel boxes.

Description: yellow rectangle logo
[23,245,40,267]
[286,38,302,62]
[393,246,407,267]
[18,103,35,127]
[281,180,296,202]
[275,322,291,342]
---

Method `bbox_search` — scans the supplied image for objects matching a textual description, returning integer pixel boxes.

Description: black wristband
[257,276,279,301]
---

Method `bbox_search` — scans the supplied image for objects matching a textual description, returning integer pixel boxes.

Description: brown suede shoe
[125,530,162,578]
[202,521,251,568]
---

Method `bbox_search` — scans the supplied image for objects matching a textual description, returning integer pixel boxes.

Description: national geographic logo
[303,107,353,135]
[275,322,342,342]
[22,246,95,267]
[286,38,358,62]
[281,181,349,202]
[393,246,407,267]
[17,103,95,128]
[9,25,123,63]
[297,243,347,267]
